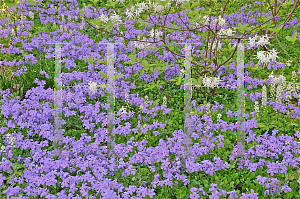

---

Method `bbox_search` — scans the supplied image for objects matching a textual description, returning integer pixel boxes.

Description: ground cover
[0,0,300,198]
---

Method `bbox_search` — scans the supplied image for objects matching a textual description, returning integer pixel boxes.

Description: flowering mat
[1,0,300,198]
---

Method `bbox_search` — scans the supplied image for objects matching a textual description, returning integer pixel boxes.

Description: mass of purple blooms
[0,0,300,198]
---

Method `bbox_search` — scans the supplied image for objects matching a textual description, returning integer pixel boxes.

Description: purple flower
[248,189,258,199]
[281,184,292,193]
[190,192,200,199]
[40,70,49,78]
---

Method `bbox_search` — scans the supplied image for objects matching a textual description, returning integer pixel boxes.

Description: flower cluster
[98,11,122,25]
[88,81,98,96]
[4,133,15,148]
[249,34,271,48]
[255,48,279,66]
[213,16,227,27]
[202,75,221,87]
[217,28,235,37]
[0,0,300,198]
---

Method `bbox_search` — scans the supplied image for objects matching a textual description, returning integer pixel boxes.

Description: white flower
[255,51,269,65]
[267,48,279,62]
[64,26,68,32]
[68,15,71,21]
[88,81,98,95]
[225,28,234,36]
[137,2,148,11]
[249,35,258,48]
[20,14,25,25]
[109,12,122,25]
[262,85,267,106]
[276,84,283,102]
[99,14,109,23]
[200,15,210,25]
[287,60,292,67]
[152,3,164,13]
[11,28,15,36]
[285,140,290,146]
[206,103,211,111]
[217,113,222,121]
[213,16,227,27]
[202,75,221,87]
[269,71,274,79]
[140,103,143,110]
[120,106,127,115]
[254,101,259,113]
[256,34,270,48]
[125,92,129,101]
[144,95,148,102]
[29,11,34,20]
[163,96,167,105]
[16,25,20,32]
[0,145,5,153]
[6,134,15,147]
[150,29,162,38]
[125,8,134,20]
[180,68,185,75]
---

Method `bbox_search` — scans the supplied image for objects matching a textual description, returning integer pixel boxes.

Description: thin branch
[274,34,300,69]
[212,39,241,76]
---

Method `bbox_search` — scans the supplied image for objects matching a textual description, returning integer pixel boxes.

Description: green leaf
[191,1,199,9]
[91,18,105,27]
[84,56,96,64]
[128,55,137,62]
[237,23,249,33]
[99,71,107,78]
[26,0,36,5]
[182,1,190,9]
[286,36,293,42]
[269,26,283,34]
[158,0,170,7]
[97,60,105,64]
[4,0,17,7]
[292,32,298,44]
[203,57,214,62]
